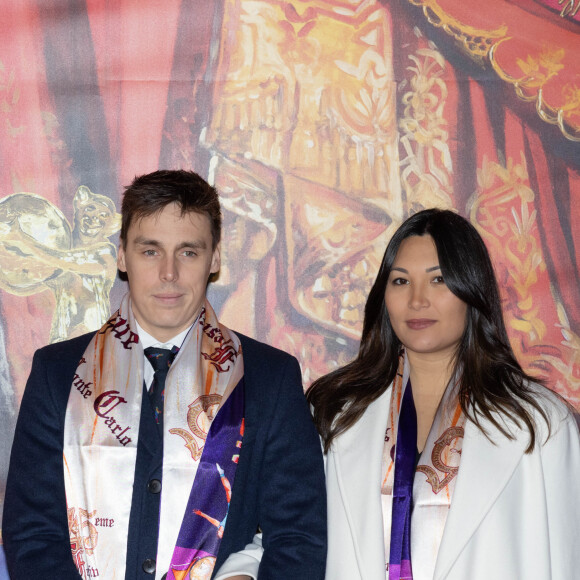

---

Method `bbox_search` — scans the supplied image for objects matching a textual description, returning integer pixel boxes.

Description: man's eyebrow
[177,240,207,250]
[133,237,207,250]
[390,265,441,273]
[134,237,161,247]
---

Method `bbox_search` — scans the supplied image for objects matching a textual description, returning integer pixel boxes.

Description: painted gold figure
[0,186,120,342]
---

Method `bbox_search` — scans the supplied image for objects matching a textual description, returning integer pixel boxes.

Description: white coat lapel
[433,416,527,579]
[331,387,392,580]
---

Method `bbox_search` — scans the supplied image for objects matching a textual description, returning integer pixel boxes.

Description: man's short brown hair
[121,169,222,249]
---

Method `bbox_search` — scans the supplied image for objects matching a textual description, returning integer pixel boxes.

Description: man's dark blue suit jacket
[3,331,326,579]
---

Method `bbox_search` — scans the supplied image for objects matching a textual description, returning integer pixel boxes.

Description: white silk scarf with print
[381,353,465,579]
[63,294,243,580]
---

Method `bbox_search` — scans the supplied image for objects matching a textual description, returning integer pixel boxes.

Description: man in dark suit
[3,170,326,580]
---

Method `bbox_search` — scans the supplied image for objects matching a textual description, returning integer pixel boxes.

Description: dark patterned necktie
[144,346,179,430]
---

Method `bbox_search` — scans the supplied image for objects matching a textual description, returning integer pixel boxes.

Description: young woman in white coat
[307,208,580,580]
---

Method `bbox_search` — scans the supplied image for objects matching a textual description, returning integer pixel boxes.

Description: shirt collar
[136,322,191,351]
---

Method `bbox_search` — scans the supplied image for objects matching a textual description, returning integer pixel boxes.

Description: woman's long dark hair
[307,208,549,454]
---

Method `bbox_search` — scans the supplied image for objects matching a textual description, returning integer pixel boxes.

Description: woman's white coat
[325,386,580,580]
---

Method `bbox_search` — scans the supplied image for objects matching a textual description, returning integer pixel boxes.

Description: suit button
[142,558,156,574]
[147,479,161,494]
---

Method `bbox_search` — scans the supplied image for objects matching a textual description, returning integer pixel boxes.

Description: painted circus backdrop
[0,0,579,572]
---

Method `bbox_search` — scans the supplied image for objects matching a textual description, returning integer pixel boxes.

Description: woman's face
[384,234,467,361]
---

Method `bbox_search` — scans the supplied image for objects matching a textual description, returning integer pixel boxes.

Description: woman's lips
[406,319,436,330]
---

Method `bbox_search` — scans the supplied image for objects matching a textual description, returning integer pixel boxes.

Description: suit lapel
[331,387,392,580]
[434,416,526,579]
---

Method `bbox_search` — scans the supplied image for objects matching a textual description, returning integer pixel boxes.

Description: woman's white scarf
[63,294,243,579]
[381,354,465,579]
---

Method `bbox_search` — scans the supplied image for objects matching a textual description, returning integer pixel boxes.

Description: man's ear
[210,243,221,274]
[117,243,127,273]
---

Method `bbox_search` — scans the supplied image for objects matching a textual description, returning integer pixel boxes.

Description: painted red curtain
[1,0,579,562]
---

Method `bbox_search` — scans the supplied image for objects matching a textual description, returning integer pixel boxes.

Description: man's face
[118,203,220,342]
